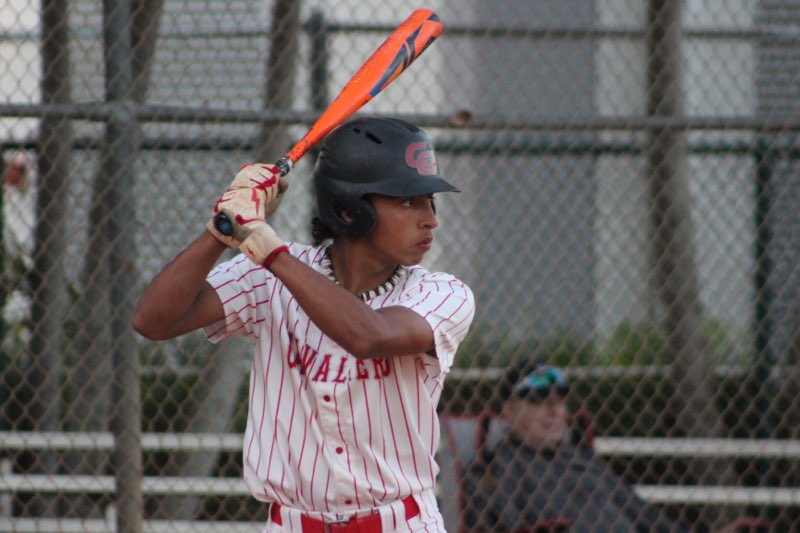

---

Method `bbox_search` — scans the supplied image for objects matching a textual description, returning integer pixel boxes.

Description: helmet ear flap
[323,193,377,239]
[337,196,377,238]
[330,199,349,223]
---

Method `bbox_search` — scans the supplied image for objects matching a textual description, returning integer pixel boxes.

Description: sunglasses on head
[514,366,569,402]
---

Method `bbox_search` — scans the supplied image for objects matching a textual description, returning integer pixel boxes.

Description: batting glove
[207,163,286,245]
[207,163,289,267]
[235,219,288,268]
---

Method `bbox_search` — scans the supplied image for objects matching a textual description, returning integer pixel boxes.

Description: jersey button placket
[317,381,356,508]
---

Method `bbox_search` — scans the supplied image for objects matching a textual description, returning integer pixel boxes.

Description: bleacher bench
[4,430,800,532]
[0,431,256,533]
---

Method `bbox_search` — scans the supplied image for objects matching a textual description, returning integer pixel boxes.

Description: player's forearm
[268,253,433,358]
[132,231,226,339]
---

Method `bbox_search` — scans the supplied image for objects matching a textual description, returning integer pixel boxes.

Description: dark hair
[311,216,337,245]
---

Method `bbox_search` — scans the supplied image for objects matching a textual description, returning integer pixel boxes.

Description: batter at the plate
[133,116,475,532]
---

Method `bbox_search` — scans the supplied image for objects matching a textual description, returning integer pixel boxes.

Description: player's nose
[420,201,438,229]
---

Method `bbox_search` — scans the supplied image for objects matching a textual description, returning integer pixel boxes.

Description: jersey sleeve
[202,253,272,343]
[398,272,475,374]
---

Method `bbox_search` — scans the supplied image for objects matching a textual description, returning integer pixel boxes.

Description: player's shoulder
[402,265,474,299]
[405,264,470,286]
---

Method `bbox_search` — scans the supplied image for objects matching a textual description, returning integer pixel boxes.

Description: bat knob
[214,212,234,237]
[275,156,293,177]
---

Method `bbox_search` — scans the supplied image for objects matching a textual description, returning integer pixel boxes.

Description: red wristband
[261,245,289,269]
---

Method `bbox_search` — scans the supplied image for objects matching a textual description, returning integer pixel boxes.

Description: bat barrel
[280,8,442,170]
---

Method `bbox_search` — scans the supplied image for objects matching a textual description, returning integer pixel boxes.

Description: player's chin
[404,243,432,265]
[398,251,424,266]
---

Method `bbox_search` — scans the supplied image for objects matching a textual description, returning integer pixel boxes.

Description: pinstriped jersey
[204,242,475,515]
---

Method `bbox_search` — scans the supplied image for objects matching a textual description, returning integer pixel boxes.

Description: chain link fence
[1,0,800,531]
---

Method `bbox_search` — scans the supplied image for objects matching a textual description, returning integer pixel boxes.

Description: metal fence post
[749,135,782,525]
[29,0,72,517]
[308,9,329,113]
[102,0,142,531]
[0,155,5,434]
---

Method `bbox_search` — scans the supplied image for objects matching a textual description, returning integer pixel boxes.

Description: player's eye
[399,195,436,211]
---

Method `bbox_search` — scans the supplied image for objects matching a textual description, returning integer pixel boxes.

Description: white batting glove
[228,163,286,213]
[207,163,286,248]
[206,210,287,268]
[236,220,288,268]
[207,163,290,268]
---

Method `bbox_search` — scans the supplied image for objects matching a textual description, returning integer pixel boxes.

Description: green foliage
[455,319,755,370]
[598,322,670,365]
[141,366,198,432]
[702,318,755,365]
[446,318,762,436]
[138,334,213,432]
[454,325,595,370]
[138,339,172,366]
[452,324,498,368]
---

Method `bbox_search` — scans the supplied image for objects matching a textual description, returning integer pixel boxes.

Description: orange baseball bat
[275,8,443,176]
[214,8,443,236]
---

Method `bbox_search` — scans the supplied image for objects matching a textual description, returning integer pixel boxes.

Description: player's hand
[235,219,286,267]
[207,210,286,267]
[207,163,287,248]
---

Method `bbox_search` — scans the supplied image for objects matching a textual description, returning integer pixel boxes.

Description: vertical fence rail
[102,0,142,530]
[28,0,72,517]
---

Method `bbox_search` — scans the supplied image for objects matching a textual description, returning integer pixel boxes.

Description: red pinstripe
[392,361,422,487]
[362,379,389,500]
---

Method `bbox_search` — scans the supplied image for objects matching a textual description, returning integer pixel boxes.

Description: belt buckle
[323,513,353,533]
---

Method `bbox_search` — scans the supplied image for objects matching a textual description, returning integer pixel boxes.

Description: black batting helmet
[313,117,459,238]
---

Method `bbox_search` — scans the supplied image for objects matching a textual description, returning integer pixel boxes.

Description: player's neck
[323,243,405,301]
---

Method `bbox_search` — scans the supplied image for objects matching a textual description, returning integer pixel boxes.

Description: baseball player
[132,116,475,532]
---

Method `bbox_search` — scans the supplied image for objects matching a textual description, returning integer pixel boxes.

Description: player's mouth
[417,237,433,252]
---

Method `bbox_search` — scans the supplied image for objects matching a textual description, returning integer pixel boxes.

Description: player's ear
[339,209,354,223]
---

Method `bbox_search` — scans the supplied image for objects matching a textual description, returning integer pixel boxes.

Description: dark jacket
[462,435,689,533]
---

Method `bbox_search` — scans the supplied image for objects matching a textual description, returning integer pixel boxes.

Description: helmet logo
[404,141,437,176]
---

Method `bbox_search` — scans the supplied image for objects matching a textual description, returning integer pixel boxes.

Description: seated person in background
[462,362,690,533]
